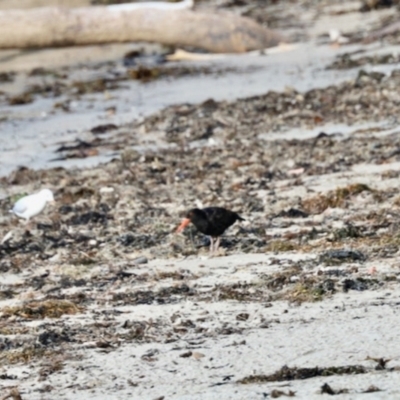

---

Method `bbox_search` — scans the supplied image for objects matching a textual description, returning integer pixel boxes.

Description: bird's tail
[237,214,245,221]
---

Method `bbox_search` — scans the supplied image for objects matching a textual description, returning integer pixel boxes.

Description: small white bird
[329,29,349,45]
[10,189,55,221]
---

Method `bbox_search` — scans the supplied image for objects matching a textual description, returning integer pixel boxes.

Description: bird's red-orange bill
[176,218,190,233]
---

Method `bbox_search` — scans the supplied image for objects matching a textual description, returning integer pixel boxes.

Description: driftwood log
[0,6,284,53]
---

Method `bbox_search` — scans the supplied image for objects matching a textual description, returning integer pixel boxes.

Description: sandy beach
[2,0,400,399]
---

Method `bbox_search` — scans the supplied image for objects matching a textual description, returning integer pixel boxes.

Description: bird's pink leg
[214,237,221,252]
[209,236,214,253]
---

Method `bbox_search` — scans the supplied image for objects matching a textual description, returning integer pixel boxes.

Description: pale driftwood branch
[0,6,284,53]
[166,44,296,61]
[364,20,400,43]
[106,0,194,11]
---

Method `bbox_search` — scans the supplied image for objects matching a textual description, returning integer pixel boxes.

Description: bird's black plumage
[185,207,244,238]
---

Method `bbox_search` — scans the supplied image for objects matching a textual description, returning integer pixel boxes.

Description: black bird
[176,207,244,252]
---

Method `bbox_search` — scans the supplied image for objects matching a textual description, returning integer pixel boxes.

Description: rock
[133,256,148,265]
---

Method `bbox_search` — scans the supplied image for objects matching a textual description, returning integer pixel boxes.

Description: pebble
[100,187,115,194]
[133,256,148,265]
[192,352,205,360]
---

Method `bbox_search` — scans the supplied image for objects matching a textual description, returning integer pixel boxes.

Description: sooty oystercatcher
[176,207,244,252]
